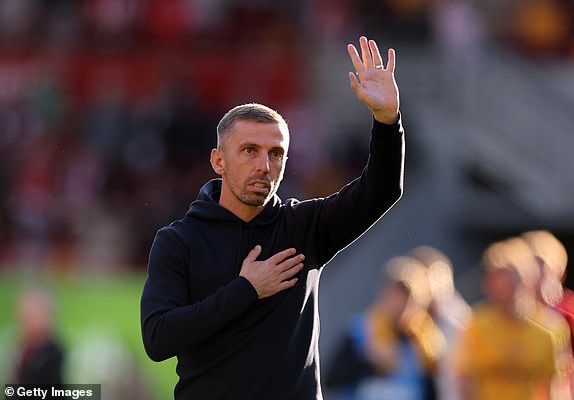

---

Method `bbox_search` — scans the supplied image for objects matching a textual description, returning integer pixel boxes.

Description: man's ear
[210,148,225,176]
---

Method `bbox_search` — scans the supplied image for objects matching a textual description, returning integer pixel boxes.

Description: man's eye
[271,150,283,159]
[244,147,254,154]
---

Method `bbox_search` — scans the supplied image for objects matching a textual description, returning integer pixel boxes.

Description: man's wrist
[373,111,399,125]
[236,276,260,301]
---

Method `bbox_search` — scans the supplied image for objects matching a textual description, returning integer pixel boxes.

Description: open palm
[347,36,400,125]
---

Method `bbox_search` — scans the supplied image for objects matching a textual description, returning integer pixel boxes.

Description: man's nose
[255,154,270,173]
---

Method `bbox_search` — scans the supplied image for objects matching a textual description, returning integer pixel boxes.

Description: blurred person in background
[326,256,444,400]
[454,239,557,400]
[140,36,404,400]
[11,287,64,385]
[409,245,471,400]
[521,230,574,397]
[521,230,573,343]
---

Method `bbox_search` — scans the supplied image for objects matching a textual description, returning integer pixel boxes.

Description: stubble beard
[227,174,280,208]
[235,182,277,207]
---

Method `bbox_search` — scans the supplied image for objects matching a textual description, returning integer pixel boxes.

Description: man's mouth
[248,180,271,194]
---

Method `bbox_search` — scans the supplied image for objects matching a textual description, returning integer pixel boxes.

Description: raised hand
[240,246,305,299]
[347,36,400,125]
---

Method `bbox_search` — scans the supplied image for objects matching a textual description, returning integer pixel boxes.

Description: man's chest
[185,224,312,301]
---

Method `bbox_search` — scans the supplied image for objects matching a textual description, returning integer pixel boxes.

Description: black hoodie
[140,117,404,399]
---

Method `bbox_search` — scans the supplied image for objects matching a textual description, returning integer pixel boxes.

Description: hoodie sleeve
[140,227,258,362]
[314,116,404,264]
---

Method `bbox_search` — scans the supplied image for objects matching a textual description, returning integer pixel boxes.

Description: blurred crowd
[7,285,152,398]
[326,230,574,400]
[0,0,573,271]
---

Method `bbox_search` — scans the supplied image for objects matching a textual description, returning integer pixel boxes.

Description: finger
[348,71,360,92]
[278,278,298,291]
[369,40,383,68]
[268,247,297,264]
[359,36,374,69]
[245,245,262,262]
[387,48,396,74]
[347,44,365,74]
[280,262,304,280]
[278,254,305,272]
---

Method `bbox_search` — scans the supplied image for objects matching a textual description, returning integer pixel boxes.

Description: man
[359,256,443,400]
[521,230,573,398]
[140,36,404,399]
[455,239,557,400]
[13,287,64,385]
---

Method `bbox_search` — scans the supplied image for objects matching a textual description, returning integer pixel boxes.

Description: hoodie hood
[186,179,282,226]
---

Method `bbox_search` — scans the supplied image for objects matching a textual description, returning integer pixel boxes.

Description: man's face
[212,120,289,212]
[485,266,521,306]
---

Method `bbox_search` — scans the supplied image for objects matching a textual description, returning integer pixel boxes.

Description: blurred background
[0,0,573,398]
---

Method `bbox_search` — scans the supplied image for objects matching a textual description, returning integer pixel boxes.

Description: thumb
[246,245,262,261]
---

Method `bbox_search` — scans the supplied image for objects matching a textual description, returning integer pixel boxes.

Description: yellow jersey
[456,302,557,400]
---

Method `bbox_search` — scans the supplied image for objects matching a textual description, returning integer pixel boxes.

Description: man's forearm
[141,276,257,361]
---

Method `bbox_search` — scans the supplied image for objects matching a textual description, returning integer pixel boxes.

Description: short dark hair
[216,103,288,149]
